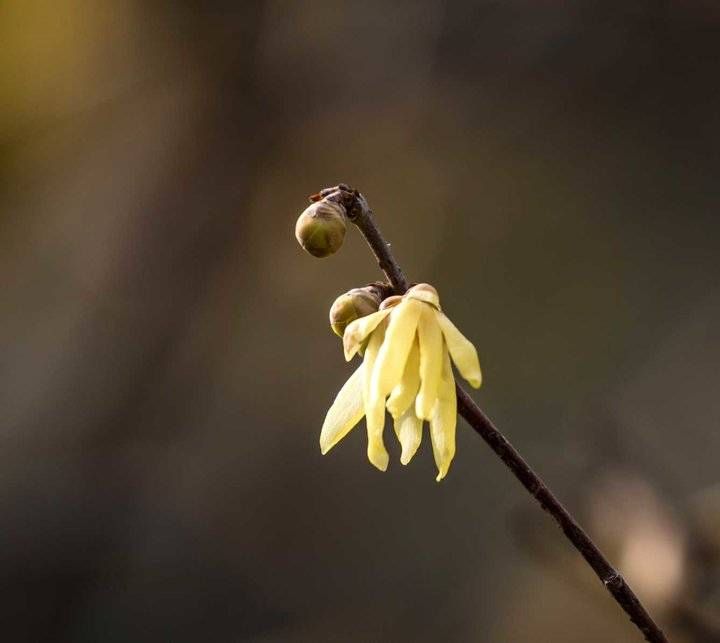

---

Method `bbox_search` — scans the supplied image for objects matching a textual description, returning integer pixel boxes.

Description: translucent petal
[343,308,392,362]
[363,319,389,471]
[386,339,420,419]
[371,299,423,402]
[393,407,423,465]
[436,310,482,388]
[405,283,440,309]
[319,363,365,455]
[415,306,443,420]
[429,349,457,481]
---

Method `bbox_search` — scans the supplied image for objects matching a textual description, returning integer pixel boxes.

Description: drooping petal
[320,363,365,455]
[370,299,423,402]
[393,407,423,465]
[386,339,420,419]
[405,283,440,309]
[363,320,389,471]
[343,308,392,361]
[415,305,443,420]
[436,310,482,388]
[429,348,457,481]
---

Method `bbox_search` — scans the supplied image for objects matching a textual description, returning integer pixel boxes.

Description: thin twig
[320,184,669,643]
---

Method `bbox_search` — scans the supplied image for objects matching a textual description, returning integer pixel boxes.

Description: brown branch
[320,184,669,643]
[321,185,409,294]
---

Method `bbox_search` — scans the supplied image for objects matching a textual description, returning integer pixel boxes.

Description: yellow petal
[436,310,482,388]
[363,319,389,471]
[371,299,423,401]
[415,306,443,420]
[319,363,365,454]
[429,349,457,481]
[405,283,440,309]
[393,407,423,465]
[386,339,420,419]
[343,308,392,361]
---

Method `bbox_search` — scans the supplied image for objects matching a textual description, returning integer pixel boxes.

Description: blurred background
[1,1,719,641]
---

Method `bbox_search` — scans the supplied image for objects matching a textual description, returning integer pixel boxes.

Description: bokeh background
[1,1,720,641]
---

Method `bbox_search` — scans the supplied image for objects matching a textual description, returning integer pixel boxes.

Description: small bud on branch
[329,287,381,337]
[295,200,347,258]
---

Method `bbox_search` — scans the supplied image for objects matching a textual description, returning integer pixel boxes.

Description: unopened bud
[329,287,380,337]
[295,200,347,258]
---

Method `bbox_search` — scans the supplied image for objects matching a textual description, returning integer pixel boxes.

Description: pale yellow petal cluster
[320,283,481,480]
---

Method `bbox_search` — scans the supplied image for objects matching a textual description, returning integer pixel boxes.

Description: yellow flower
[319,284,481,481]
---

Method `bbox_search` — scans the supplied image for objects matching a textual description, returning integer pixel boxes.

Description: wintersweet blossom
[319,284,481,481]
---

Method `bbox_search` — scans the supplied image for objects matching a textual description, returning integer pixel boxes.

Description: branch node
[604,572,625,590]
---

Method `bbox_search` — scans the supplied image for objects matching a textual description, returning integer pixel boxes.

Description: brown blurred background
[1,1,720,641]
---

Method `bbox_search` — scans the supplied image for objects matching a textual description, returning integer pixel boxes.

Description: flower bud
[295,200,347,258]
[329,287,380,337]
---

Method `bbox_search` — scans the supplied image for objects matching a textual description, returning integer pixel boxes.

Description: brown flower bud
[295,200,347,258]
[329,287,381,337]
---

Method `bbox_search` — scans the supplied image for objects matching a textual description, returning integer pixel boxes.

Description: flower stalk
[310,184,669,643]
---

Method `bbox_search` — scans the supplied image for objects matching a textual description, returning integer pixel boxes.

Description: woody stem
[328,184,668,643]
